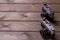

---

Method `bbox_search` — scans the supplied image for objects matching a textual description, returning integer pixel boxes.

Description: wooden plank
[0,4,59,12]
[0,21,58,31]
[0,22,41,31]
[0,0,59,3]
[54,22,60,31]
[54,13,60,21]
[0,12,59,21]
[0,22,60,40]
[51,4,60,12]
[0,12,40,20]
[55,32,60,40]
[0,4,41,11]
[0,32,43,40]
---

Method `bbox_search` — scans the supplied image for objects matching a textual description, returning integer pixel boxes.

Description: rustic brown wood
[0,0,59,40]
[0,12,40,20]
[0,12,59,21]
[54,13,60,21]
[54,22,60,31]
[0,32,43,40]
[0,21,58,31]
[0,4,41,11]
[0,0,60,3]
[55,32,60,40]
[0,22,41,31]
[0,4,59,12]
[51,4,60,12]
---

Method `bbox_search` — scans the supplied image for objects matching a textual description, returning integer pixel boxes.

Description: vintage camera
[40,2,55,40]
[41,2,54,23]
[40,18,55,39]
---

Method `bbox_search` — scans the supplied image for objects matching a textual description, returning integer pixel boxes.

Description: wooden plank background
[0,4,59,12]
[0,12,59,21]
[0,0,59,40]
[0,0,59,3]
[0,32,43,40]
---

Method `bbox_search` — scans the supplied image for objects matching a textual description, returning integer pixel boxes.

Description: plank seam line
[0,3,59,4]
[0,30,59,32]
[0,20,40,22]
[0,20,59,22]
[0,11,59,13]
[0,30,39,32]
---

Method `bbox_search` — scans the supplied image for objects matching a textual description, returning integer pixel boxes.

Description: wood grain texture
[54,13,60,21]
[54,22,60,31]
[0,22,58,31]
[55,32,60,40]
[0,0,59,3]
[51,4,60,12]
[0,12,59,21]
[0,22,41,31]
[0,4,41,11]
[0,0,59,40]
[0,12,40,20]
[0,32,43,40]
[0,4,59,12]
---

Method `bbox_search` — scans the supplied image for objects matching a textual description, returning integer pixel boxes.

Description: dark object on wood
[40,2,55,39]
[41,2,54,23]
[40,18,55,39]
[40,30,55,40]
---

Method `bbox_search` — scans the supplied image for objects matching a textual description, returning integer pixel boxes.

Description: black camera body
[40,18,55,39]
[41,2,54,23]
[40,2,55,40]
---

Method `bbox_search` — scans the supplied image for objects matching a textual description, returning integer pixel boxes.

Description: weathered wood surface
[0,32,59,40]
[0,22,58,31]
[55,32,60,40]
[0,32,43,40]
[0,12,59,21]
[0,4,41,11]
[0,12,59,31]
[0,4,59,12]
[0,0,59,3]
[0,22,41,31]
[0,0,59,40]
[0,12,40,20]
[54,13,60,21]
[54,22,60,31]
